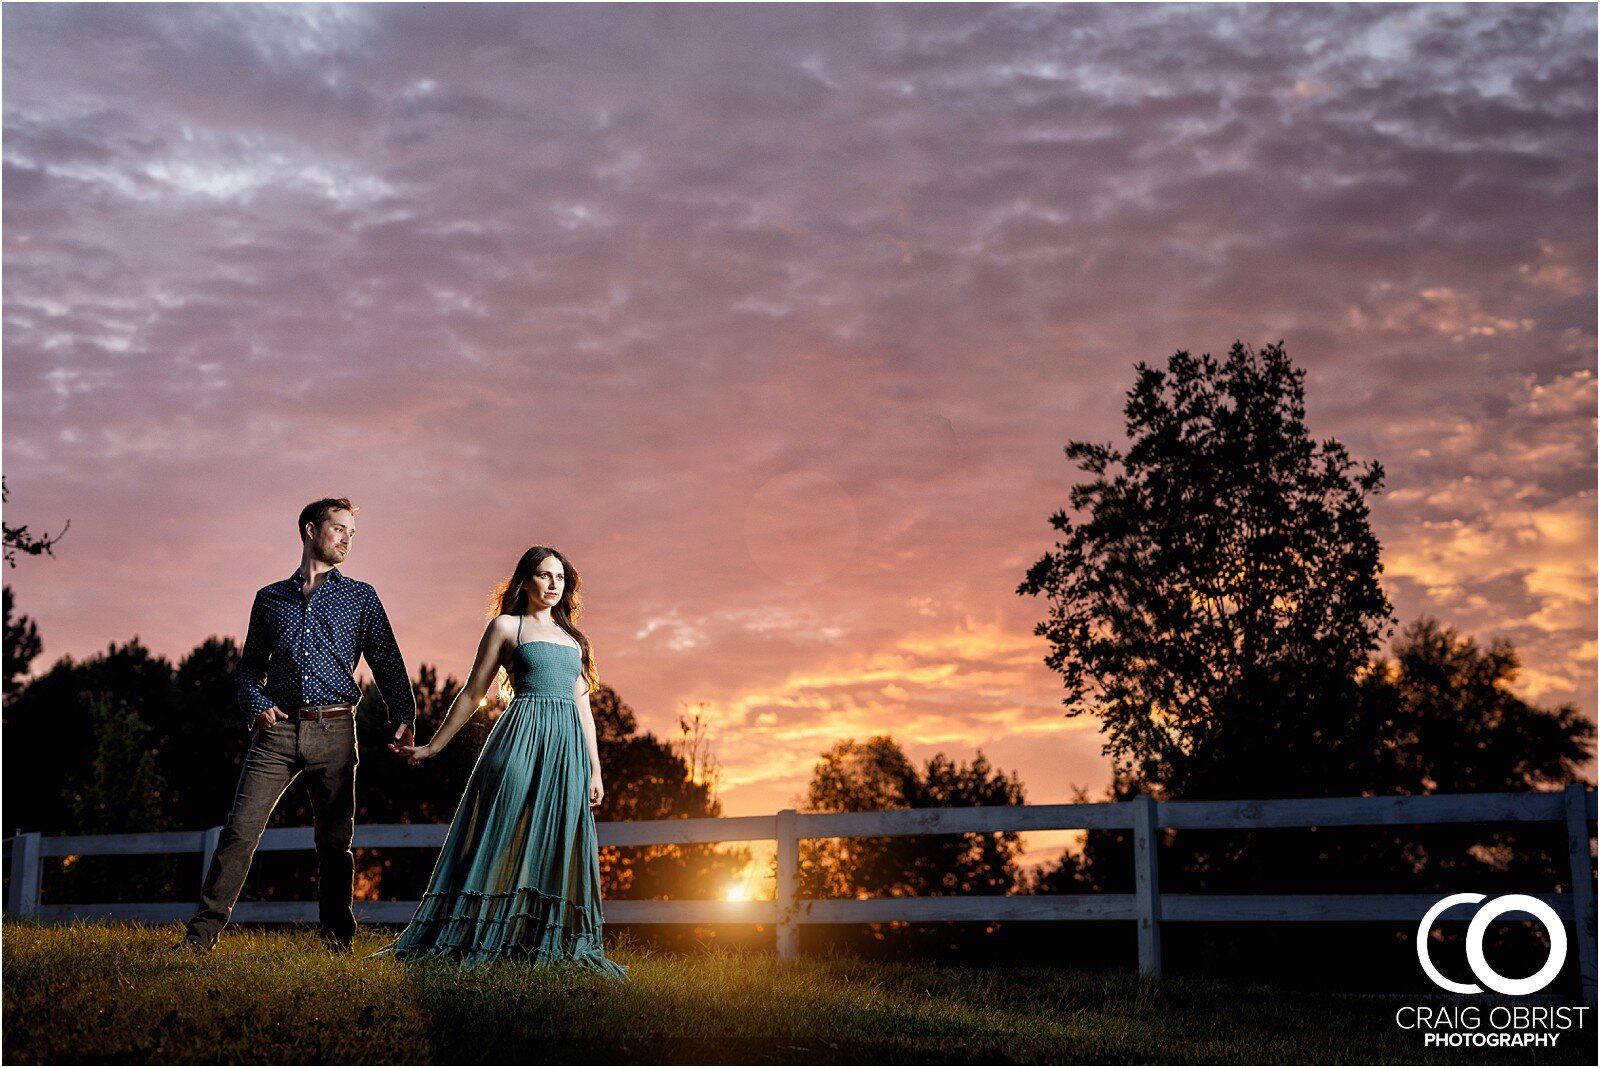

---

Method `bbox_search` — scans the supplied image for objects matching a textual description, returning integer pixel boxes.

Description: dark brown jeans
[186,714,359,944]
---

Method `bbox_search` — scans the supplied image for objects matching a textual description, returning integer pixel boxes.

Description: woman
[383,546,628,980]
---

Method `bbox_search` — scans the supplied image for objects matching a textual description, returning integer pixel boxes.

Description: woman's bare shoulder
[485,614,520,639]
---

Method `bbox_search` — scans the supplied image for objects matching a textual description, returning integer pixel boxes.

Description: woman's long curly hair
[488,545,599,694]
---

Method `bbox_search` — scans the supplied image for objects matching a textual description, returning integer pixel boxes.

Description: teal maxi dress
[386,626,628,980]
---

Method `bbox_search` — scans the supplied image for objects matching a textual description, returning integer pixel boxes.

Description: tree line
[1,630,751,906]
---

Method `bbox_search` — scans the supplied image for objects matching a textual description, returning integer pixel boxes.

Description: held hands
[387,722,430,765]
[394,743,433,766]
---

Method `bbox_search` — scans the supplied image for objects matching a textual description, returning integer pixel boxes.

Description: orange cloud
[1357,283,1536,343]
[686,616,1100,811]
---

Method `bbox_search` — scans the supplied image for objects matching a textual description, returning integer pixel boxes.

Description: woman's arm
[575,674,605,807]
[399,617,512,764]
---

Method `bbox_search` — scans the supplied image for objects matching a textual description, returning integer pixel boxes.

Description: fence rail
[6,787,1594,1002]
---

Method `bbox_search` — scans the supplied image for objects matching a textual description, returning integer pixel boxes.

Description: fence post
[1564,784,1596,1008]
[7,832,42,919]
[199,826,222,895]
[1133,796,1162,978]
[775,808,798,962]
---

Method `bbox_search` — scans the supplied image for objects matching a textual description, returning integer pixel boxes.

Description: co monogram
[1416,893,1568,996]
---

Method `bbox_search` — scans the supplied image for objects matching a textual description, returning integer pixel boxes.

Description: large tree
[1019,341,1393,799]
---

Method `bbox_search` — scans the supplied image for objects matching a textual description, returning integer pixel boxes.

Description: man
[175,497,416,954]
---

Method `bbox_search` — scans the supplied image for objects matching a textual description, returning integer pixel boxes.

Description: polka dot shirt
[234,568,417,729]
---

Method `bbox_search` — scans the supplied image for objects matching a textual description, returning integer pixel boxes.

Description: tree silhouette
[66,693,168,835]
[1019,341,1393,800]
[799,736,1026,899]
[357,662,491,827]
[160,637,250,827]
[54,693,175,904]
[589,686,747,900]
[8,630,743,911]
[797,735,1027,958]
[3,478,66,701]
[4,587,42,701]
[4,639,180,837]
[1028,619,1595,987]
[916,752,1028,896]
[1016,342,1593,986]
[1299,618,1592,897]
[800,736,922,899]
[1349,618,1593,798]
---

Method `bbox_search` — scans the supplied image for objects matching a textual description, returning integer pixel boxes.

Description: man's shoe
[171,934,214,954]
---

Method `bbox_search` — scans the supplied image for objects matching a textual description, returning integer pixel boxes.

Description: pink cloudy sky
[4,5,1595,859]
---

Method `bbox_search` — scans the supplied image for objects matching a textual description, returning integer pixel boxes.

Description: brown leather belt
[292,702,355,721]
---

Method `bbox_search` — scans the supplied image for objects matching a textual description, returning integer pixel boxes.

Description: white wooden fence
[6,787,1594,1002]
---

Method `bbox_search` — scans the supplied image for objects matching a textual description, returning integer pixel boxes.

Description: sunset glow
[3,3,1594,837]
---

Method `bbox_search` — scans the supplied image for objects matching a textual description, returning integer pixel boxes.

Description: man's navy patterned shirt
[234,568,416,729]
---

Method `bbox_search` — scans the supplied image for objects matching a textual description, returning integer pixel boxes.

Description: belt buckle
[303,703,337,723]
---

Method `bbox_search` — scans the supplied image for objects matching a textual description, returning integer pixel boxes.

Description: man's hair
[298,498,357,542]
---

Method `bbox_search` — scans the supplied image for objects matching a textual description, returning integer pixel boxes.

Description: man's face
[307,509,355,566]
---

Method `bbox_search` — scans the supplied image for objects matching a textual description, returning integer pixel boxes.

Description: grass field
[1,922,1590,1064]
